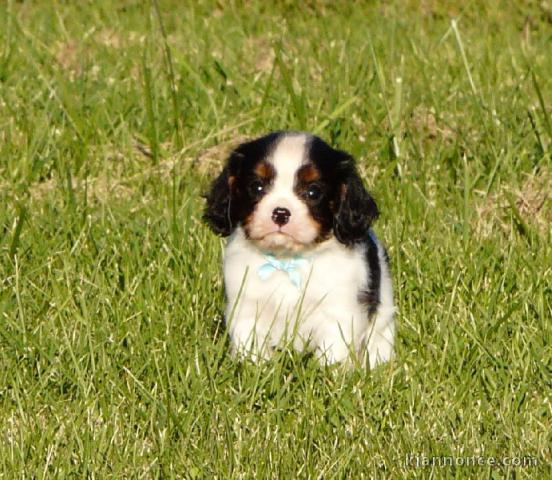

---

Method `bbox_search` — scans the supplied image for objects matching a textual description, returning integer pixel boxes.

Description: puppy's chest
[224,239,367,312]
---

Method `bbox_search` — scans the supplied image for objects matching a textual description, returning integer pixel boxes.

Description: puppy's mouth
[249,229,308,252]
[259,229,296,240]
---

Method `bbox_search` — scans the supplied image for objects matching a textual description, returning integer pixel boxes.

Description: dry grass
[475,168,551,237]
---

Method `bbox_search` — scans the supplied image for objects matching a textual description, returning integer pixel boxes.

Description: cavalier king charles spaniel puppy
[204,131,395,367]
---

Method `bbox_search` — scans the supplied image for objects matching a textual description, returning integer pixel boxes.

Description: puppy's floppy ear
[333,165,379,246]
[203,165,235,236]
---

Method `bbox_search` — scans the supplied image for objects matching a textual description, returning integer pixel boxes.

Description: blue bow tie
[257,254,310,288]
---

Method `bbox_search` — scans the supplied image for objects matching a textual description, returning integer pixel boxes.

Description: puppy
[204,131,395,367]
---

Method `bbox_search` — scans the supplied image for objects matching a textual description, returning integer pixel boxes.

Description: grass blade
[9,203,27,258]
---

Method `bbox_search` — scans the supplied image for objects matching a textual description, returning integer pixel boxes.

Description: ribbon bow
[257,254,309,288]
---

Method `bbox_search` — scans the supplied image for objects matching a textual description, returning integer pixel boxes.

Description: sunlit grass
[0,1,550,477]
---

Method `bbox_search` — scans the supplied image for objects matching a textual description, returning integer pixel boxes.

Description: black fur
[358,233,381,316]
[333,172,379,246]
[202,164,233,236]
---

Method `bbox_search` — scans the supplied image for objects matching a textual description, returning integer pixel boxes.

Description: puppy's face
[204,132,378,253]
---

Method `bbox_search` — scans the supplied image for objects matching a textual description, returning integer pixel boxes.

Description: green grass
[1,0,551,478]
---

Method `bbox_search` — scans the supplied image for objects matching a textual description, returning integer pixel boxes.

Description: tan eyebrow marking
[254,161,275,179]
[297,163,321,183]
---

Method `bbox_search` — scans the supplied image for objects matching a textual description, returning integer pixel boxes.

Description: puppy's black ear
[333,167,379,246]
[203,166,235,236]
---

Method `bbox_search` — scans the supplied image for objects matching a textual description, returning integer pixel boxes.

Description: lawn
[0,0,550,478]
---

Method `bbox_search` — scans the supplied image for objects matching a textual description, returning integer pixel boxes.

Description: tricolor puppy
[204,131,395,367]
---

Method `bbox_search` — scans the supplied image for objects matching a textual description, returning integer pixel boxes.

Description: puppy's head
[203,132,378,252]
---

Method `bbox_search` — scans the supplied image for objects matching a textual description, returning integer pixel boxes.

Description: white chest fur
[222,228,387,364]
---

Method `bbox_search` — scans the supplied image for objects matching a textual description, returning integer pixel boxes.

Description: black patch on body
[358,233,382,317]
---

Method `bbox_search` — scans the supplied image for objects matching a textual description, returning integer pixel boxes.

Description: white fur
[223,227,395,367]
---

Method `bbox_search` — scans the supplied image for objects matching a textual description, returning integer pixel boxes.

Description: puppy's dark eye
[248,179,265,197]
[304,183,323,202]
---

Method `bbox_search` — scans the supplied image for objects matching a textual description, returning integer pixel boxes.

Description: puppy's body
[224,227,394,365]
[205,131,395,366]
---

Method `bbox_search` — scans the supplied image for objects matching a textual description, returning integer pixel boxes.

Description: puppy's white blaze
[247,133,318,249]
[269,133,308,192]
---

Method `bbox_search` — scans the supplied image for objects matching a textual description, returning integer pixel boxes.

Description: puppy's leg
[228,316,272,363]
[311,317,361,365]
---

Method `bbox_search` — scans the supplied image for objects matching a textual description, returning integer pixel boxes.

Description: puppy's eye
[305,184,323,202]
[248,179,265,196]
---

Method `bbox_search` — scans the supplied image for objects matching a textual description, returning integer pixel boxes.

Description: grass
[0,0,550,478]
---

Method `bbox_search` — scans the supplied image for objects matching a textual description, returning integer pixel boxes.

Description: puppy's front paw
[229,322,272,363]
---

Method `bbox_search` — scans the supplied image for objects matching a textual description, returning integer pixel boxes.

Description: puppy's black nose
[272,207,291,226]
